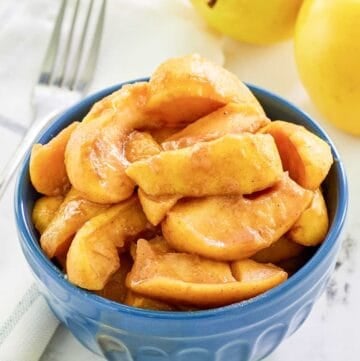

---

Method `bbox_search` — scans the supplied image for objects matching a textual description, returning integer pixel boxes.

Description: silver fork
[0,0,106,198]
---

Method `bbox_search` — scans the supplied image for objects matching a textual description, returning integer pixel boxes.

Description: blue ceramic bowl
[15,80,348,361]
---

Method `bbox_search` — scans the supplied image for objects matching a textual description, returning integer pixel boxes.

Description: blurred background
[0,0,359,360]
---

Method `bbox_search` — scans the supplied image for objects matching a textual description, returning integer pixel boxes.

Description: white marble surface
[0,1,359,360]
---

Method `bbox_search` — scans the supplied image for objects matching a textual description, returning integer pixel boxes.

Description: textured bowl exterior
[15,81,348,361]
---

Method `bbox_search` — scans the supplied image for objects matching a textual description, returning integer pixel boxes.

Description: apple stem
[207,0,217,8]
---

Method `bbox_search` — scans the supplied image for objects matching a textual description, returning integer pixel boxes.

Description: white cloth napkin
[0,0,223,360]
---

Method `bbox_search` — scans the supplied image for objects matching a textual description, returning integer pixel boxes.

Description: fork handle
[0,110,60,199]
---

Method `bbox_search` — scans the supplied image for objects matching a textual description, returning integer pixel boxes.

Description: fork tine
[74,0,106,92]
[65,0,95,90]
[53,0,80,87]
[38,0,67,85]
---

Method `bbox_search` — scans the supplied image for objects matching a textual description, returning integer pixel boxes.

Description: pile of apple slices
[30,54,333,310]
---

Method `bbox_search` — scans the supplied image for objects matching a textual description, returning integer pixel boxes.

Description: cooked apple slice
[81,82,153,126]
[54,252,67,272]
[162,102,269,150]
[149,127,183,143]
[32,194,74,273]
[260,120,333,189]
[130,236,173,260]
[32,195,64,234]
[146,236,174,254]
[124,291,176,311]
[67,196,149,290]
[96,253,133,303]
[288,189,329,246]
[126,134,283,197]
[30,122,79,196]
[124,131,180,224]
[231,259,287,286]
[146,54,265,126]
[65,83,156,204]
[162,173,313,261]
[126,240,287,307]
[40,188,109,258]
[276,252,311,276]
[252,236,304,263]
[125,131,162,162]
[138,189,180,226]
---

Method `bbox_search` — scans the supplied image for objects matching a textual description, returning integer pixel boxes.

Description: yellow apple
[295,0,360,135]
[191,0,303,44]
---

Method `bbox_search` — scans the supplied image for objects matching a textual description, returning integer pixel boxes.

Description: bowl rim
[15,80,348,321]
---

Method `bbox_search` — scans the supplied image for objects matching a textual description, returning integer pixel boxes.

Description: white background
[0,1,359,360]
